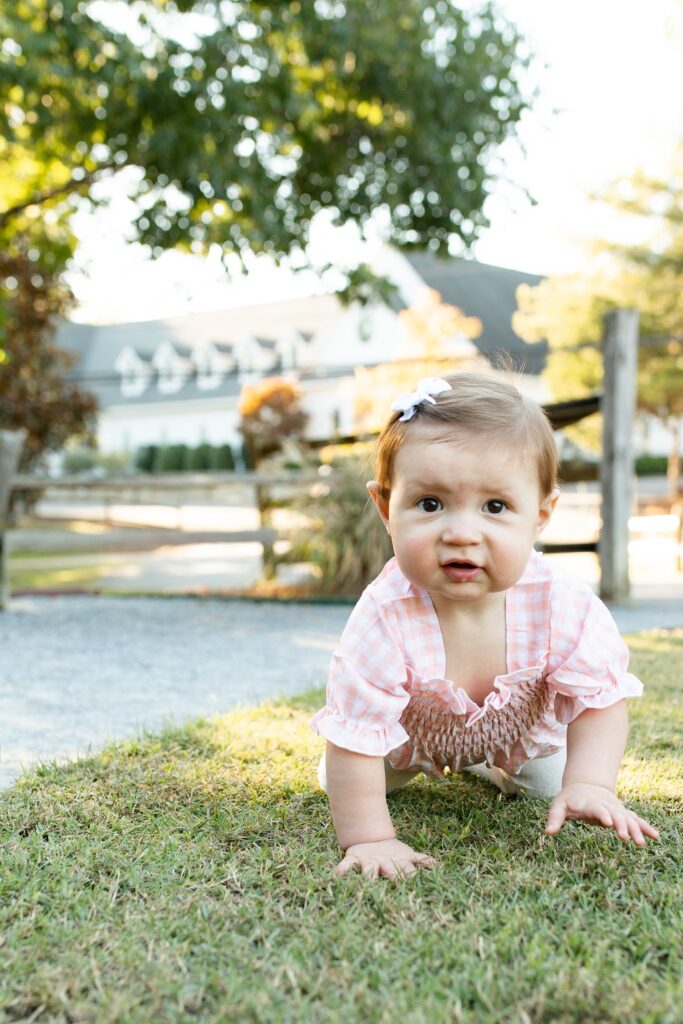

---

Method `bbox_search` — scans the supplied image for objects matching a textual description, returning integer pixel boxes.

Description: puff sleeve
[546,583,643,725]
[309,594,411,756]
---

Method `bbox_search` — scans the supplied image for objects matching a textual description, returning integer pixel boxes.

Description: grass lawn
[1,630,681,1024]
[8,562,110,591]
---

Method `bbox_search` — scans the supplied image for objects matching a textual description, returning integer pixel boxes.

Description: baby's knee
[511,749,566,799]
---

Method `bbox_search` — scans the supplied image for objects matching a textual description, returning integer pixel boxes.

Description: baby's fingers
[335,854,364,877]
[626,814,646,846]
[413,853,439,869]
[610,808,630,841]
[635,815,659,840]
[545,798,568,835]
[379,858,417,880]
[626,812,659,846]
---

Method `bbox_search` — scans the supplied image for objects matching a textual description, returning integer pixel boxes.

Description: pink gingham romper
[310,550,643,779]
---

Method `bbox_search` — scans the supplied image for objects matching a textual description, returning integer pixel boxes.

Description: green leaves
[514,147,683,468]
[1,0,531,263]
[0,247,97,473]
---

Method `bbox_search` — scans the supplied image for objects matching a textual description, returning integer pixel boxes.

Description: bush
[135,445,158,473]
[186,442,213,471]
[154,445,189,473]
[635,454,668,476]
[210,444,235,470]
[134,442,241,473]
[285,457,393,596]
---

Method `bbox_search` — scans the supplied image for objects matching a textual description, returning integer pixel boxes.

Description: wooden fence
[0,308,646,608]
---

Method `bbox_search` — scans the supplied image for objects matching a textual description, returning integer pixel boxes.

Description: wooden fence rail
[0,308,643,607]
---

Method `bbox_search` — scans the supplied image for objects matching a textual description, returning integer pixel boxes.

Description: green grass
[8,563,110,590]
[1,631,681,1024]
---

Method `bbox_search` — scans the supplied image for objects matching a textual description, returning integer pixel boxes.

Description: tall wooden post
[599,309,639,602]
[0,429,26,610]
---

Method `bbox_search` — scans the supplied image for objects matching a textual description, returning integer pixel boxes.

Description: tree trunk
[668,416,681,499]
[0,429,26,610]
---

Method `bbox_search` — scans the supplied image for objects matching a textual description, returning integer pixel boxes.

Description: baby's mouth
[441,559,482,582]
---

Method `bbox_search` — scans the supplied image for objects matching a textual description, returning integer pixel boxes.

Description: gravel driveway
[0,595,351,791]
[1,592,681,792]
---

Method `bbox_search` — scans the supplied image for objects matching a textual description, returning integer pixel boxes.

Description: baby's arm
[324,742,438,879]
[545,700,659,845]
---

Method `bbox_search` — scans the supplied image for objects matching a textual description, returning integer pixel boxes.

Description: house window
[153,341,192,394]
[114,346,152,397]
[157,360,186,394]
[195,342,235,389]
[196,350,221,390]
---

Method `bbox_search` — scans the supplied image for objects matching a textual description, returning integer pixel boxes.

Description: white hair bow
[390,377,452,421]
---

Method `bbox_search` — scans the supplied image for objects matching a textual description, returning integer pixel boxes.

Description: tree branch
[0,162,124,227]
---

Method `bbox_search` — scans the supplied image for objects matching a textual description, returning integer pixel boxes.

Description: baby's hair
[373,371,558,499]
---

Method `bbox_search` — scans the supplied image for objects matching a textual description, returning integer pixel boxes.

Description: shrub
[187,442,213,471]
[154,444,188,473]
[635,454,668,476]
[135,445,158,473]
[210,444,235,470]
[285,456,393,596]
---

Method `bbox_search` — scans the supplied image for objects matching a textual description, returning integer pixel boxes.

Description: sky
[67,0,683,324]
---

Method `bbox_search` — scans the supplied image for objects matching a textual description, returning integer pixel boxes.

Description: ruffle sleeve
[546,584,643,725]
[309,596,411,756]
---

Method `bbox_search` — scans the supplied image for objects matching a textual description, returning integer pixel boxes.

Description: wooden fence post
[599,309,639,603]
[0,429,26,610]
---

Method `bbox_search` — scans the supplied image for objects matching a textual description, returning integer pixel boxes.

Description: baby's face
[368,425,557,613]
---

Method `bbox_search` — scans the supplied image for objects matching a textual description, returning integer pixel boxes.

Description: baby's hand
[336,838,438,880]
[546,783,659,846]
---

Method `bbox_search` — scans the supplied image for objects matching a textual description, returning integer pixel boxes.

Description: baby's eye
[484,499,507,514]
[417,497,442,513]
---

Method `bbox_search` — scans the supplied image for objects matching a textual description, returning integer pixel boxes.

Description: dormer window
[152,340,193,394]
[114,346,153,398]
[194,341,236,390]
[254,337,281,373]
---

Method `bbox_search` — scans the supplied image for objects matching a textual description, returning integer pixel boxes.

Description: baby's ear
[367,481,390,525]
[537,486,560,535]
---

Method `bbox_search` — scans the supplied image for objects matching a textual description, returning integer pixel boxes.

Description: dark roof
[404,254,548,374]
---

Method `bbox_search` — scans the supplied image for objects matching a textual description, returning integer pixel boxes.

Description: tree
[513,275,607,451]
[0,139,96,474]
[1,0,531,272]
[0,244,97,474]
[1,0,531,475]
[514,152,683,491]
[239,376,308,465]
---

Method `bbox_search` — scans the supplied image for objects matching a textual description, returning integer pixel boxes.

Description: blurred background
[1,0,682,601]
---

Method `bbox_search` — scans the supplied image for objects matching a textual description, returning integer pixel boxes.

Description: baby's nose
[440,511,482,544]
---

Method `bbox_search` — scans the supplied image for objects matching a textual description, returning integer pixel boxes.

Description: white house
[56,250,553,458]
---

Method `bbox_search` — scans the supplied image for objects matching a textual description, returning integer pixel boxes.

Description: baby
[311,372,659,879]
